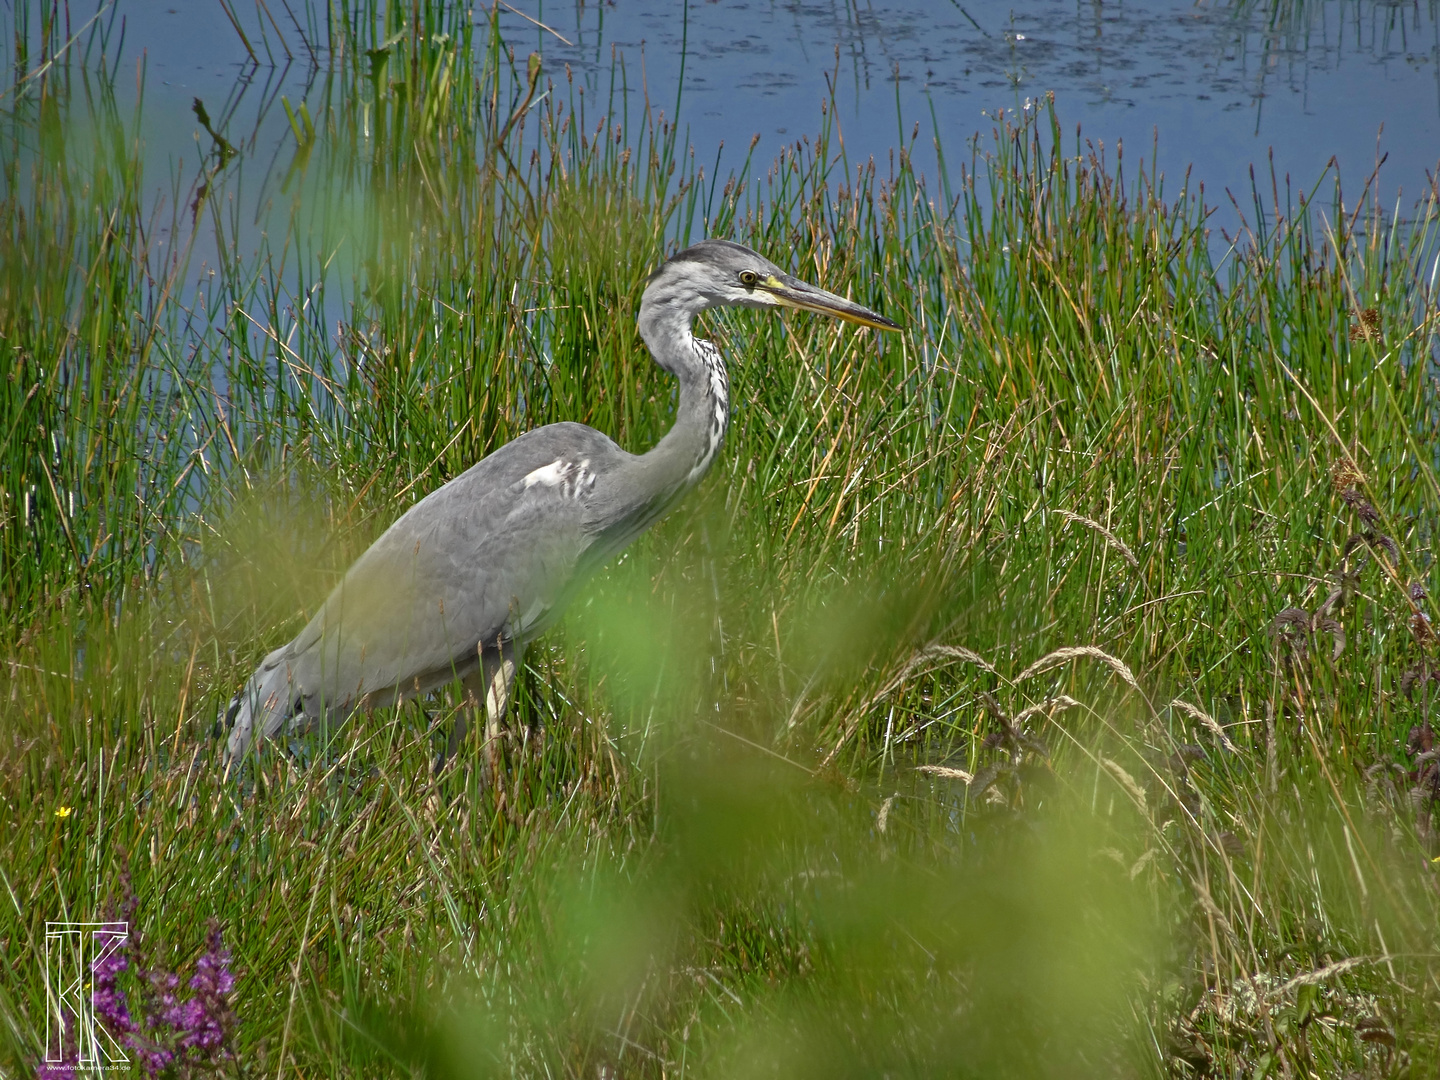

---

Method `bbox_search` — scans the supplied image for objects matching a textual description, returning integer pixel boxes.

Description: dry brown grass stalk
[1169,698,1240,754]
[876,794,895,833]
[1272,956,1376,996]
[1016,646,1142,696]
[1100,757,1148,811]
[1011,694,1082,726]
[864,644,999,713]
[1055,509,1140,568]
[820,643,999,766]
[915,764,975,782]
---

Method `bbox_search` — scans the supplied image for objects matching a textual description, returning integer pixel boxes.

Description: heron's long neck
[663,333,730,487]
[619,298,730,519]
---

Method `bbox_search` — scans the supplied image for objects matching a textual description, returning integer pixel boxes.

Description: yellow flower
[55,806,72,819]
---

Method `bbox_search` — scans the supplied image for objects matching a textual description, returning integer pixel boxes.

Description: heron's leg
[452,639,521,762]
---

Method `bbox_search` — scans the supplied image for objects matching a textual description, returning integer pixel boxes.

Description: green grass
[3,5,1440,1077]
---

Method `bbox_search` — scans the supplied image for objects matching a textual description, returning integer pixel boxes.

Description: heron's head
[643,238,900,333]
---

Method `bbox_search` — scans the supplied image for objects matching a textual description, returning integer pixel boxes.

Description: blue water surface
[7,2,1438,265]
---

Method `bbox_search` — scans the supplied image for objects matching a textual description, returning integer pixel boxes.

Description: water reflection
[524,0,1438,216]
[3,1,1435,278]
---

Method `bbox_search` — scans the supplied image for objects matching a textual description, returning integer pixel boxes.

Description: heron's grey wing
[291,430,620,702]
[224,425,626,761]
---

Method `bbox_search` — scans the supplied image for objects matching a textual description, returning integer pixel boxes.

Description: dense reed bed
[3,3,1439,1076]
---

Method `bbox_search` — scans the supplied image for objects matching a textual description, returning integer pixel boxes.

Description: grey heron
[222,238,899,770]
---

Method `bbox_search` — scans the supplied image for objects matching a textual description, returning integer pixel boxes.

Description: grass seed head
[1348,306,1382,343]
[1330,458,1367,493]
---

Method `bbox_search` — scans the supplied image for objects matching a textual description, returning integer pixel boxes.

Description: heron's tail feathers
[222,647,303,769]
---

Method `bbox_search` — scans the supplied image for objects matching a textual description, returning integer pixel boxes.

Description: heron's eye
[738,270,758,287]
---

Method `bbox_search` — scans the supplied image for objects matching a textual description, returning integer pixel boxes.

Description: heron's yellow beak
[759,273,901,331]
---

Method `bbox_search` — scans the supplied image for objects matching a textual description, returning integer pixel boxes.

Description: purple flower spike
[47,891,240,1079]
[92,927,133,1040]
[178,921,238,1059]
